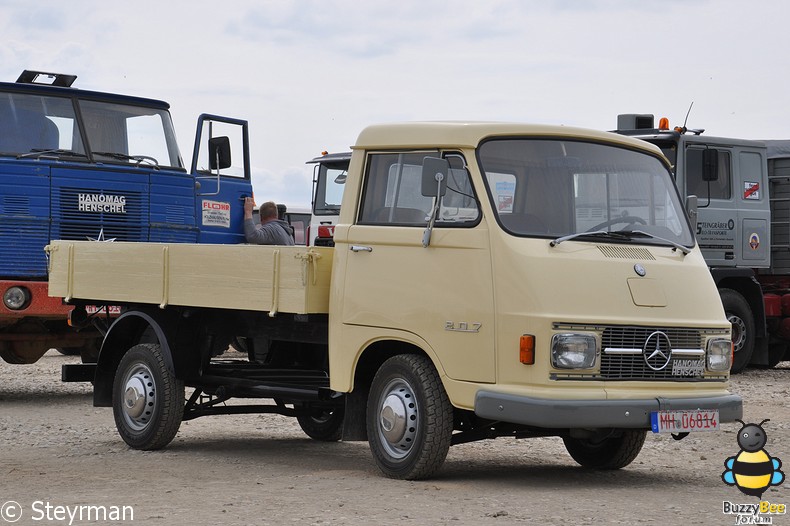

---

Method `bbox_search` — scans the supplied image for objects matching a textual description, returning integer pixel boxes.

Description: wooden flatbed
[46,240,333,314]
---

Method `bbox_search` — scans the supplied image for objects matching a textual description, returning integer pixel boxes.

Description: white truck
[50,122,742,480]
[306,151,350,246]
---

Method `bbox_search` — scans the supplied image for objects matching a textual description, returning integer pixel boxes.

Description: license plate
[650,409,719,433]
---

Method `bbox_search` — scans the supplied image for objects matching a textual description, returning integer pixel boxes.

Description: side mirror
[421,157,449,198]
[209,136,232,171]
[702,149,718,182]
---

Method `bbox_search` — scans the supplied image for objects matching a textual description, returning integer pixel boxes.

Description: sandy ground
[1,351,788,526]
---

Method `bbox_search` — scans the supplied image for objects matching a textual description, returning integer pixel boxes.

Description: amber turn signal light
[520,335,535,364]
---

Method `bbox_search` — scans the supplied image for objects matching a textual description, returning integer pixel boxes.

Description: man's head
[259,201,279,222]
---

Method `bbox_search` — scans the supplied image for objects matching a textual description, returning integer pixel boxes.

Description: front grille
[51,187,147,242]
[601,326,705,380]
[553,323,727,381]
[603,326,703,350]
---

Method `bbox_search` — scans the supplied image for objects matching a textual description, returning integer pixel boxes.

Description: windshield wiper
[550,229,691,256]
[621,230,691,255]
[17,148,88,160]
[93,151,159,167]
[550,230,631,247]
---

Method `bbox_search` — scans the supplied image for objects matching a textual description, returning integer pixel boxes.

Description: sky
[1,0,788,208]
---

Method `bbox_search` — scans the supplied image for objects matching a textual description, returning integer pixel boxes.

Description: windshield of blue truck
[479,138,694,247]
[0,92,182,168]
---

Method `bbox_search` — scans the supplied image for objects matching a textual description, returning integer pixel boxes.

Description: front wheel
[366,354,453,480]
[563,429,647,469]
[112,343,184,450]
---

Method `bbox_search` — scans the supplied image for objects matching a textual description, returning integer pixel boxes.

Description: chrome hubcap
[377,379,418,459]
[121,364,156,431]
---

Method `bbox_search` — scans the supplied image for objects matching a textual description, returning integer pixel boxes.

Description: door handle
[350,245,373,253]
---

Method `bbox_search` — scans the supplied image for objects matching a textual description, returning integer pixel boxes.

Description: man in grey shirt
[243,198,295,245]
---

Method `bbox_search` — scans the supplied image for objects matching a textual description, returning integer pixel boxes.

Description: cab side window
[359,152,479,225]
[686,148,731,200]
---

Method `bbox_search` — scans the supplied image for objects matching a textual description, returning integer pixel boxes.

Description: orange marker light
[658,117,670,130]
[520,335,535,365]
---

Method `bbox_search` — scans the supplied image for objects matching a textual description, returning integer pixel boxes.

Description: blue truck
[0,70,252,364]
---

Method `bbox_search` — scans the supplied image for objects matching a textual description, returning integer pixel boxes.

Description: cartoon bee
[722,419,784,498]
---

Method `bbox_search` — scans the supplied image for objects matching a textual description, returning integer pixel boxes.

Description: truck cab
[0,70,251,364]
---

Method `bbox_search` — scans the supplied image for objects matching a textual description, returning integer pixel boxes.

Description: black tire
[56,347,81,356]
[720,288,755,374]
[112,343,184,450]
[296,406,345,442]
[563,429,647,469]
[366,354,453,480]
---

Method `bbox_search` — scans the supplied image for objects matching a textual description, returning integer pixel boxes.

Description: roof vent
[16,70,77,87]
[617,114,654,131]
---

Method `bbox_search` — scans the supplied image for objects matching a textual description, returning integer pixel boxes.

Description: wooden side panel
[46,241,332,314]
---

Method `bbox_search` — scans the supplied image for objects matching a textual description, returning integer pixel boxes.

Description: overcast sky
[2,0,788,207]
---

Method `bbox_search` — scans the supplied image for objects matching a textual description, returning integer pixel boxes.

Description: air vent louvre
[597,245,655,260]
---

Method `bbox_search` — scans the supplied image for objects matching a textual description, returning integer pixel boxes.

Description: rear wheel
[297,405,345,442]
[366,354,453,480]
[720,288,755,374]
[112,343,183,450]
[563,429,647,469]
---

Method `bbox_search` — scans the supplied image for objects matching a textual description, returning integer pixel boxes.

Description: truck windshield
[0,92,85,156]
[479,138,693,248]
[0,92,182,169]
[80,100,182,168]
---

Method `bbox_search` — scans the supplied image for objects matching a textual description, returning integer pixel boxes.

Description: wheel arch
[352,335,450,392]
[94,309,175,407]
[341,336,446,442]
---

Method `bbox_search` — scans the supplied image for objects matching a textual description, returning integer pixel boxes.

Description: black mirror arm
[422,173,445,248]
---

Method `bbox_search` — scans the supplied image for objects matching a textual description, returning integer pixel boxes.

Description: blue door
[190,114,252,244]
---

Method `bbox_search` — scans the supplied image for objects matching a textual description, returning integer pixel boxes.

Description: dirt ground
[1,351,788,526]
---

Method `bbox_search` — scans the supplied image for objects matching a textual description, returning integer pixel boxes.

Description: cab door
[191,114,252,244]
[339,151,496,383]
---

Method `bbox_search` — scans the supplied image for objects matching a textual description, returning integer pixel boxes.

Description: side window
[739,151,764,201]
[359,152,479,225]
[686,148,731,200]
[440,155,480,223]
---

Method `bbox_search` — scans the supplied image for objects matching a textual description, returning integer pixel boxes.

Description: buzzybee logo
[722,419,784,498]
[721,420,786,524]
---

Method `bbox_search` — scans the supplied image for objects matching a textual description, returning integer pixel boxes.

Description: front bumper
[475,390,743,429]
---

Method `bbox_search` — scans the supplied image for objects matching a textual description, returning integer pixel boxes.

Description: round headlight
[3,286,31,310]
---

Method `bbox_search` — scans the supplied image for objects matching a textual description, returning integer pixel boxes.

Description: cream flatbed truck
[50,122,743,480]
